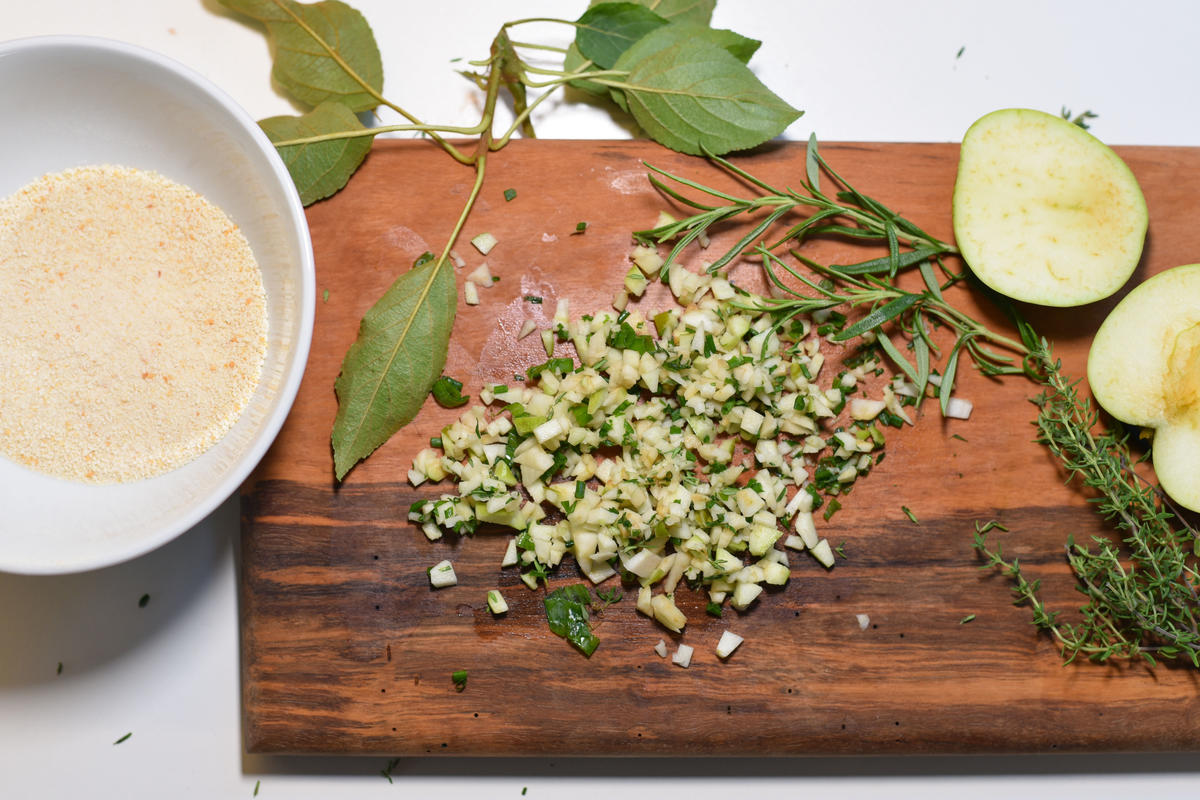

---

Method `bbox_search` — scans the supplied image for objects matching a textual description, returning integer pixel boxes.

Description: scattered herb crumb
[950,433,967,442]
[523,295,543,304]
[452,669,468,692]
[1060,106,1098,130]
[138,593,150,608]
[594,587,623,610]
[56,661,63,675]
[322,289,330,303]
[381,757,400,783]
[253,779,261,797]
[835,541,847,558]
[503,188,517,202]
[522,789,528,796]
[956,45,965,59]
[431,376,469,408]
[113,732,132,745]
[975,519,1008,534]
[901,506,919,525]
[960,614,976,624]
[573,221,588,234]
[823,497,842,521]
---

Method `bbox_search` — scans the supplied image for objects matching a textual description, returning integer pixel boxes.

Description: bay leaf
[617,22,762,65]
[259,101,374,205]
[219,0,383,112]
[587,0,716,26]
[613,34,802,155]
[641,0,716,25]
[331,256,457,480]
[567,3,726,100]
[575,2,668,70]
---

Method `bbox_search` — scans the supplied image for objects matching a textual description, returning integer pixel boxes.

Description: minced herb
[544,584,598,656]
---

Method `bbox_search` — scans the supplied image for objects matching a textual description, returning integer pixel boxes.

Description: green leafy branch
[218,0,801,479]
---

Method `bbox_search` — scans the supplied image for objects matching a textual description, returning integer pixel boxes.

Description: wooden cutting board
[239,139,1200,755]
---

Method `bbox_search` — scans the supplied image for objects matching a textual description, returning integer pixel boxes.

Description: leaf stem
[271,120,488,149]
[265,0,473,164]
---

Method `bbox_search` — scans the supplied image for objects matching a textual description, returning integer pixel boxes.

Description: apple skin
[1087,263,1200,512]
[953,108,1148,307]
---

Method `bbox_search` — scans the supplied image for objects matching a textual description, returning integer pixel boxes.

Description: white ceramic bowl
[0,37,314,574]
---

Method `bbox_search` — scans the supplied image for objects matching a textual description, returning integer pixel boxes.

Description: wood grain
[240,139,1200,755]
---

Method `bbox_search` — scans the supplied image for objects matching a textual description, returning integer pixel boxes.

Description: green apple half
[1088,264,1200,511]
[953,108,1148,306]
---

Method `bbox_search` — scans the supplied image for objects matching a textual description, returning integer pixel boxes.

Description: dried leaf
[576,2,668,70]
[259,101,375,205]
[587,0,716,25]
[613,34,801,155]
[332,256,457,479]
[219,0,383,111]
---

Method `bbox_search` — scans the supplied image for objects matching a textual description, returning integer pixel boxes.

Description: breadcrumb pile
[0,165,267,483]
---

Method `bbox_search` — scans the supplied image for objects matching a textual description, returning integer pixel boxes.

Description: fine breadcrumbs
[0,165,268,483]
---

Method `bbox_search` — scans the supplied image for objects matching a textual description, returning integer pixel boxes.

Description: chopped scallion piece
[432,376,469,408]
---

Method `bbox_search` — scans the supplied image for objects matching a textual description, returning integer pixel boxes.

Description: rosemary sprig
[637,136,1029,411]
[975,339,1200,667]
[635,134,954,278]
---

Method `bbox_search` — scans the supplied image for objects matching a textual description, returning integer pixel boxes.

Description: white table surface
[3,1,1199,797]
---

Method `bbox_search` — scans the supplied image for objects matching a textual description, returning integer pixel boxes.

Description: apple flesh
[953,108,1148,306]
[1087,264,1200,511]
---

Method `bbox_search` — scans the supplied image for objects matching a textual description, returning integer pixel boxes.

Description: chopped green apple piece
[471,231,498,255]
[715,630,744,659]
[953,108,1147,306]
[1087,263,1200,511]
[671,643,694,668]
[429,559,457,588]
[651,593,687,633]
[624,266,648,297]
[487,590,509,615]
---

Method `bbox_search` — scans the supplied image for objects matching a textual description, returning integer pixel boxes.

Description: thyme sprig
[976,338,1200,667]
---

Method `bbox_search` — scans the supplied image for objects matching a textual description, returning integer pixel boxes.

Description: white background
[3,1,1200,798]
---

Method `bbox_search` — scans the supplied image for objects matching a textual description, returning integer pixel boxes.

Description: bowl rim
[0,35,315,575]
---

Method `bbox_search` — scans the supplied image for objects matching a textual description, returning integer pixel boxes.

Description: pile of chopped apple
[408,261,912,633]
